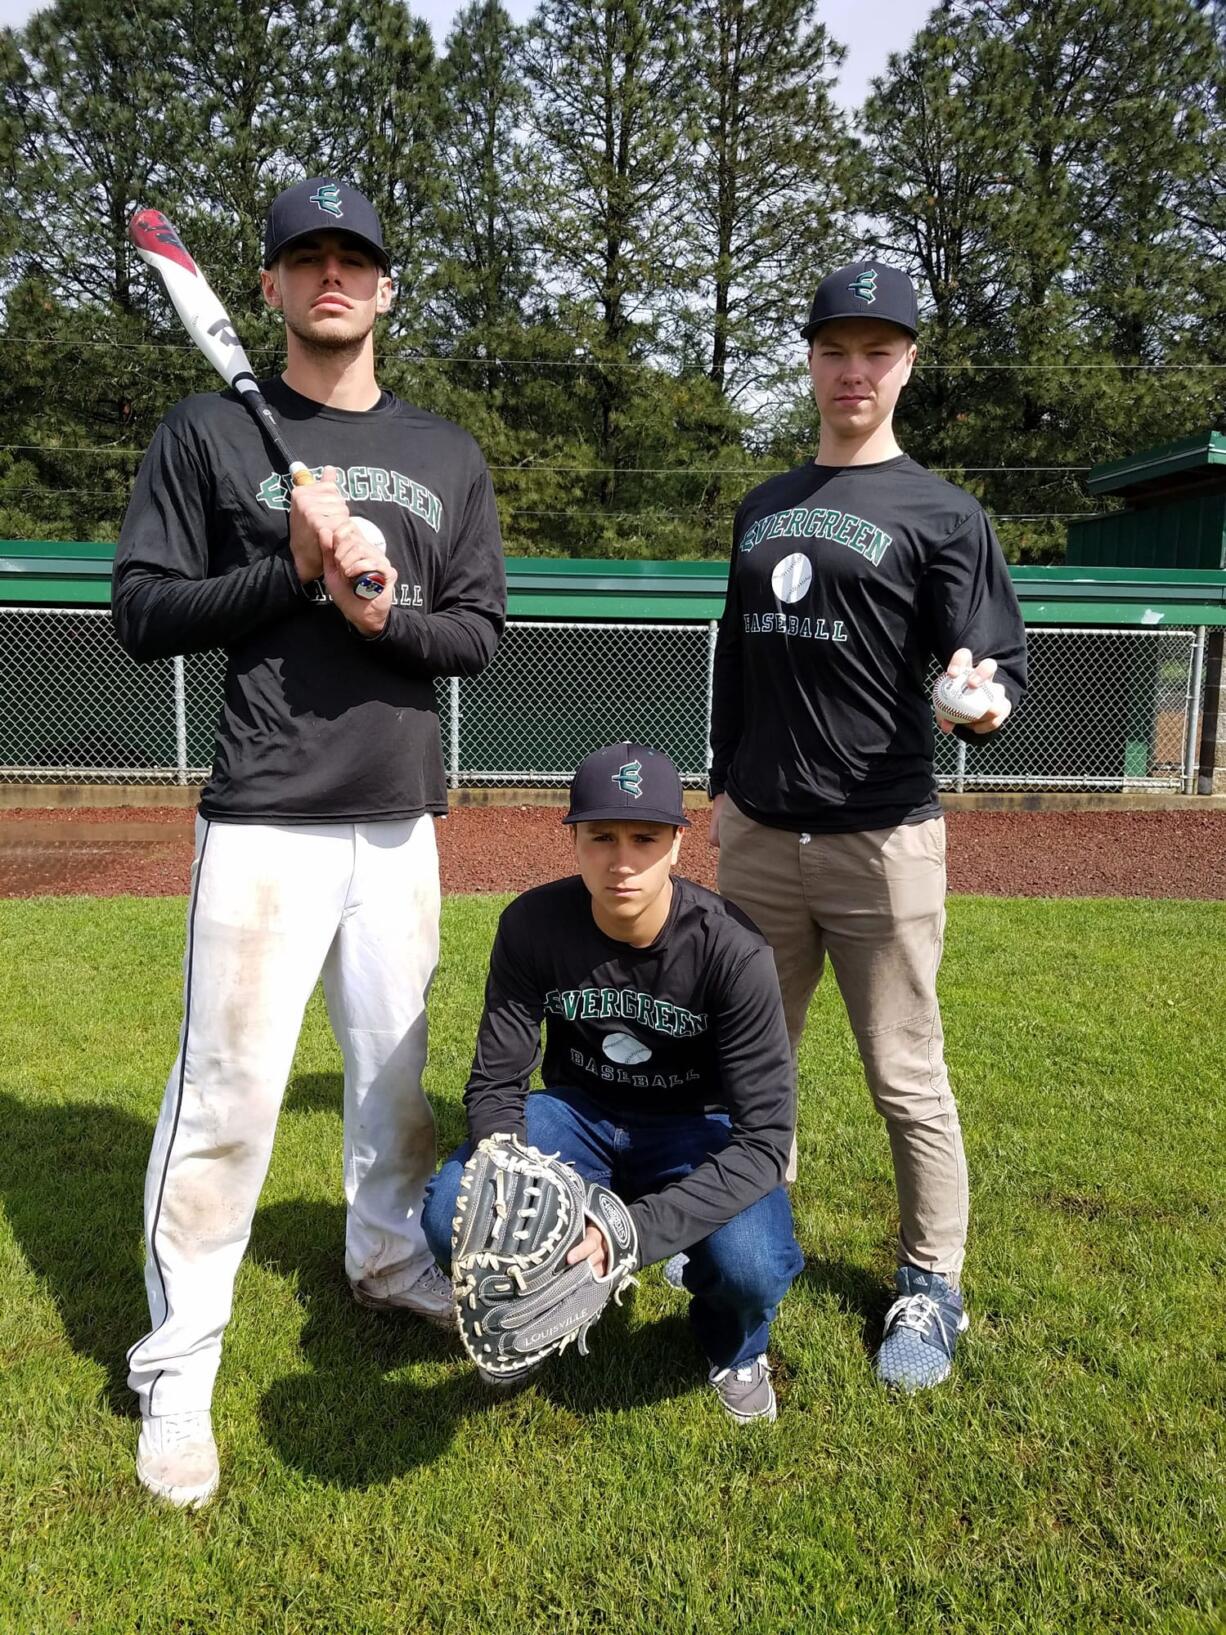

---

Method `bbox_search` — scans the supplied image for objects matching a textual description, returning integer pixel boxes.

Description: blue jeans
[422,1087,803,1371]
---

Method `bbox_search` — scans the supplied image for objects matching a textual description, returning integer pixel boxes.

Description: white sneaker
[352,1261,456,1328]
[136,1411,219,1508]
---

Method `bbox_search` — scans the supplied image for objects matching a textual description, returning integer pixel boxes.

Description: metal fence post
[449,675,461,790]
[173,654,187,786]
[704,619,718,772]
[1184,626,1206,796]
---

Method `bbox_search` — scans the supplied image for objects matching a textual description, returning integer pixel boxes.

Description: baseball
[772,552,813,605]
[932,672,1005,725]
[602,1031,653,1066]
[347,515,387,600]
[349,515,386,550]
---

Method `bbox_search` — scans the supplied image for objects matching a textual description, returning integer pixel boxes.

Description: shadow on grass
[284,1072,468,1154]
[535,1310,701,1420]
[0,1088,713,1485]
[792,1254,891,1353]
[0,1091,149,1415]
[250,1197,466,1485]
[252,1196,704,1488]
[281,1071,342,1114]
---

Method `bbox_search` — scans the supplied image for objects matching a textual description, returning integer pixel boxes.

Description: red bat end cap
[128,208,199,276]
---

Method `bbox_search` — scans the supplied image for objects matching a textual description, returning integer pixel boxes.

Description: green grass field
[0,892,1222,1634]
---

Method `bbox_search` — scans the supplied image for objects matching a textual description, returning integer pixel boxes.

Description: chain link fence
[0,608,1208,793]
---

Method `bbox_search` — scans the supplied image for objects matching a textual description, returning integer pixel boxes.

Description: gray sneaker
[709,1354,776,1424]
[352,1261,456,1329]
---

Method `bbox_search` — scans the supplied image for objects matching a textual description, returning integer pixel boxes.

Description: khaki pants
[717,798,968,1284]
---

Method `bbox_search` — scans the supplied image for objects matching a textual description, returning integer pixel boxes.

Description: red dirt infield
[0,802,1222,900]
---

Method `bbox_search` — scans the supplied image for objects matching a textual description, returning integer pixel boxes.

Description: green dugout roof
[1008,564,1226,627]
[2,542,1225,626]
[1085,430,1226,498]
[0,540,115,606]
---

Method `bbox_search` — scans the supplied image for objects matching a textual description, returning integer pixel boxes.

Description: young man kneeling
[422,742,802,1423]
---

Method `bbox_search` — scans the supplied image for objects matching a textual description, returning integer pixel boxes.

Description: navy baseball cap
[564,742,690,828]
[263,177,390,271]
[800,261,919,341]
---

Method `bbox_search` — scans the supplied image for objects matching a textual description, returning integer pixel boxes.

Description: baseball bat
[127,207,385,599]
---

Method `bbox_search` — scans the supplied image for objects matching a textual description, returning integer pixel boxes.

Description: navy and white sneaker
[874,1266,969,1392]
[662,1252,689,1290]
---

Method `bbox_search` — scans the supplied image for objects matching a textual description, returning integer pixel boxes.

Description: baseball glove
[450,1133,639,1383]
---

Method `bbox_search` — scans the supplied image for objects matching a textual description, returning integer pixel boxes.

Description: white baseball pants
[127,814,441,1416]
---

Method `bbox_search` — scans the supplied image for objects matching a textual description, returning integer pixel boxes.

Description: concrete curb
[1,783,1225,814]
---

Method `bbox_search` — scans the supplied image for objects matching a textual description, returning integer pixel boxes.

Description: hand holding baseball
[933,649,1011,735]
[322,513,397,636]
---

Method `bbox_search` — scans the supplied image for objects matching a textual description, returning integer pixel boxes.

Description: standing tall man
[709,261,1026,1392]
[113,178,506,1506]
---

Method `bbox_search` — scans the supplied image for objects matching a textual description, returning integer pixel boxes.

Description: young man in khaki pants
[708,261,1027,1391]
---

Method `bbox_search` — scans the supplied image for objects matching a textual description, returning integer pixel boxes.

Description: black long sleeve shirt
[464,874,796,1266]
[112,379,506,822]
[710,455,1027,832]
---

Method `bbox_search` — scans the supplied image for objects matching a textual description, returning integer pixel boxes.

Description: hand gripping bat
[128,207,385,599]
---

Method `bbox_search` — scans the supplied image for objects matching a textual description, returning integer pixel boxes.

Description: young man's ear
[260,266,282,312]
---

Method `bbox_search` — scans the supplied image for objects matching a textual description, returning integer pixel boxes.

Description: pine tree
[307,0,446,351]
[0,0,191,542]
[860,0,1226,561]
[434,0,533,349]
[3,0,181,314]
[677,0,855,403]
[522,0,691,519]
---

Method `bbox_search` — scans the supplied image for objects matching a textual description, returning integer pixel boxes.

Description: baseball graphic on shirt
[602,1031,652,1066]
[772,552,812,605]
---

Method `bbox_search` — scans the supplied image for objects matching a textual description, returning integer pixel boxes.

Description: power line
[3,336,1225,371]
[921,363,1226,372]
[0,444,1099,474]
[0,444,141,455]
[496,465,1095,475]
[0,487,1103,520]
[491,507,1100,521]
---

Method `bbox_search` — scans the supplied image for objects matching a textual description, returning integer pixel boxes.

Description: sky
[0,0,935,111]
